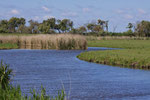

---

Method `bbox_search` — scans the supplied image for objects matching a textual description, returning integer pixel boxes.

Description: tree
[38,23,50,34]
[86,23,95,32]
[0,20,8,33]
[69,21,73,31]
[98,19,108,32]
[54,19,61,33]
[135,20,150,37]
[47,18,56,30]
[8,17,19,33]
[127,23,133,30]
[60,19,73,33]
[78,26,87,34]
[8,17,26,33]
[93,25,103,33]
[17,18,26,33]
[38,18,57,34]
[18,25,25,33]
[28,20,39,34]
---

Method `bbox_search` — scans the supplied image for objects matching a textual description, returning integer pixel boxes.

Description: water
[0,47,150,100]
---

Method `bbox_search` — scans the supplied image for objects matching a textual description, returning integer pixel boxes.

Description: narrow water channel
[0,47,150,100]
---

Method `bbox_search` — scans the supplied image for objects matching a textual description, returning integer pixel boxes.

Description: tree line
[0,17,150,37]
[0,17,108,34]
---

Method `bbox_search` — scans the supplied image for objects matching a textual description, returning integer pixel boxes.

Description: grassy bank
[0,34,87,50]
[78,39,150,69]
[0,43,18,49]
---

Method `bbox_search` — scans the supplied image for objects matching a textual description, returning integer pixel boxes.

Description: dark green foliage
[0,60,12,89]
[1,17,150,37]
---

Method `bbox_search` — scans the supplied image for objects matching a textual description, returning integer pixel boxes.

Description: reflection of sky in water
[0,47,150,100]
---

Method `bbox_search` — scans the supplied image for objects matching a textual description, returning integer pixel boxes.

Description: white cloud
[34,16,40,21]
[138,8,146,14]
[116,9,124,14]
[83,8,91,13]
[124,14,133,19]
[62,12,77,17]
[42,6,51,12]
[11,9,19,14]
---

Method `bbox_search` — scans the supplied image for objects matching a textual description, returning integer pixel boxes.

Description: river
[0,47,150,100]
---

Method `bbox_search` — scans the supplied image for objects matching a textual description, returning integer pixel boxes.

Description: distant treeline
[0,17,150,37]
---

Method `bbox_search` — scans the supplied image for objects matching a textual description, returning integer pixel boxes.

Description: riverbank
[77,40,150,69]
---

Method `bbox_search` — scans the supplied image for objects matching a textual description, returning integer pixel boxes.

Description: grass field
[78,39,150,69]
[88,40,150,49]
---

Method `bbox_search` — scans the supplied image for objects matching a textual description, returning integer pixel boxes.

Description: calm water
[0,47,150,100]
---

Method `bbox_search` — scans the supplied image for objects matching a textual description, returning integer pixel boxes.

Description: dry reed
[0,34,87,50]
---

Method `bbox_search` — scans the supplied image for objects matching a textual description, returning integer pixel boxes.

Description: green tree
[8,17,19,33]
[78,26,87,34]
[0,20,9,33]
[60,19,73,33]
[135,20,150,37]
[54,19,61,33]
[93,25,103,33]
[28,20,39,34]
[38,23,51,34]
[98,19,108,32]
[127,23,133,30]
[8,17,26,33]
[86,23,95,32]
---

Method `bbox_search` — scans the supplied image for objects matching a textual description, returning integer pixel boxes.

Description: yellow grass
[0,34,87,50]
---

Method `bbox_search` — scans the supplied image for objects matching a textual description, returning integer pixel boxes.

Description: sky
[0,0,150,32]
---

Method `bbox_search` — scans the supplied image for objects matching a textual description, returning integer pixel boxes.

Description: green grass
[78,40,150,69]
[0,85,66,100]
[88,40,150,49]
[0,43,18,49]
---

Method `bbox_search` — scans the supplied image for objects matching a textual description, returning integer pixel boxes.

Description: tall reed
[0,34,87,50]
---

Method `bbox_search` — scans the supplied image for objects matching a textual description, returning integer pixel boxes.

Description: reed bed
[0,34,87,50]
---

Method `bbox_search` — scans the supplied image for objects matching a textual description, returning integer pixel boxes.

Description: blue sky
[0,0,150,32]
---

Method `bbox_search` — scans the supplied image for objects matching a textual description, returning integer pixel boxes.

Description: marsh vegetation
[0,34,87,50]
